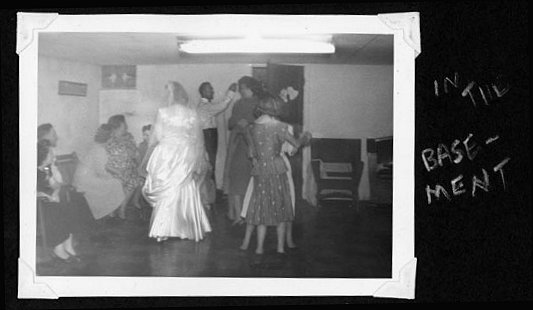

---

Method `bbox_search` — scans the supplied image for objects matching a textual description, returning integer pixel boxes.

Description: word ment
[422,133,510,205]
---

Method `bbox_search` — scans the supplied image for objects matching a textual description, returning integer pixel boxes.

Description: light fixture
[178,37,335,54]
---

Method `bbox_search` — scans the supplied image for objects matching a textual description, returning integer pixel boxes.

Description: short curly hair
[238,76,264,97]
[94,124,113,144]
[107,114,126,130]
[254,92,283,118]
[37,123,54,141]
[142,124,152,132]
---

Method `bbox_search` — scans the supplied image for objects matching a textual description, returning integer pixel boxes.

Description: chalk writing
[421,133,480,172]
[425,158,510,205]
[423,133,510,205]
[434,72,511,107]
[493,157,510,190]
[485,135,500,145]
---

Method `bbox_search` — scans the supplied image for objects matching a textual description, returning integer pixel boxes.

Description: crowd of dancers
[36,76,311,265]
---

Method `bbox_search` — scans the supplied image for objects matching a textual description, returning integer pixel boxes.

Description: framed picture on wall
[58,80,87,96]
[102,65,136,89]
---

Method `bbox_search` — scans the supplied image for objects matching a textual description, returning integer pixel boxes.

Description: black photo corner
[2,0,531,307]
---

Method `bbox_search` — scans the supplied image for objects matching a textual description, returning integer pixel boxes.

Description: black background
[2,1,530,307]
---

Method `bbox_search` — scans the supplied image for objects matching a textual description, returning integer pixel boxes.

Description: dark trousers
[203,128,218,185]
[41,200,75,248]
[67,190,97,234]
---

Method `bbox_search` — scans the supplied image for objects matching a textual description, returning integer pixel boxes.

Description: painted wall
[303,64,394,200]
[38,56,101,156]
[304,64,393,139]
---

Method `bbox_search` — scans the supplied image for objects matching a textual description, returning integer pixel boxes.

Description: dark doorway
[265,63,305,202]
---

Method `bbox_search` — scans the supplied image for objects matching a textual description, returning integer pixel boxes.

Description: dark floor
[36,197,392,278]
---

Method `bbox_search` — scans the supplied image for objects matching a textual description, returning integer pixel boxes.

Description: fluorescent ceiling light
[179,38,335,54]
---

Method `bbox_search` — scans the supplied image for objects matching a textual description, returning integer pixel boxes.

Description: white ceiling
[38,32,393,65]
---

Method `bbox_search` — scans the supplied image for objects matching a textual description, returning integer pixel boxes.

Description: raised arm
[280,123,311,149]
[281,125,298,156]
[228,101,240,131]
[202,85,237,117]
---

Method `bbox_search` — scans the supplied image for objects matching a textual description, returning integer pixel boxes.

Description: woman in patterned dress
[240,93,311,258]
[240,124,299,251]
[105,114,142,219]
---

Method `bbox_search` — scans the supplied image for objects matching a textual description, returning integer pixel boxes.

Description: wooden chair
[54,152,79,186]
[310,138,364,208]
[367,137,393,205]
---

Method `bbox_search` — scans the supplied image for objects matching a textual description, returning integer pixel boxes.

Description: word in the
[433,72,511,107]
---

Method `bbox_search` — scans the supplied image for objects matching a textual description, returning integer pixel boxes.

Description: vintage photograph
[19,14,416,297]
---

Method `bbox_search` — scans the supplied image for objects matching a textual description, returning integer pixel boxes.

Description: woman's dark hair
[254,92,283,119]
[37,139,52,166]
[142,124,152,132]
[94,124,113,144]
[37,123,53,141]
[238,76,264,97]
[198,82,211,95]
[107,114,126,130]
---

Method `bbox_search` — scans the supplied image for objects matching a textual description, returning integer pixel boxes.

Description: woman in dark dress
[38,123,97,236]
[223,76,262,225]
[37,140,79,262]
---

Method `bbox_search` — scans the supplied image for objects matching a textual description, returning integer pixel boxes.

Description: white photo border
[18,13,419,299]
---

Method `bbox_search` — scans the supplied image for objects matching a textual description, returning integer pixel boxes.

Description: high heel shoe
[65,251,82,262]
[156,237,168,243]
[49,252,72,264]
[68,255,82,263]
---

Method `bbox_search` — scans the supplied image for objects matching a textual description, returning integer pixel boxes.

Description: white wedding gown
[143,104,211,241]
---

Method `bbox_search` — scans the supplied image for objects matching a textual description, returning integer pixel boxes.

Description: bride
[141,81,211,242]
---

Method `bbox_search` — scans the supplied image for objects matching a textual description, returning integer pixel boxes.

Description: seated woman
[37,140,80,263]
[38,123,96,235]
[73,124,126,221]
